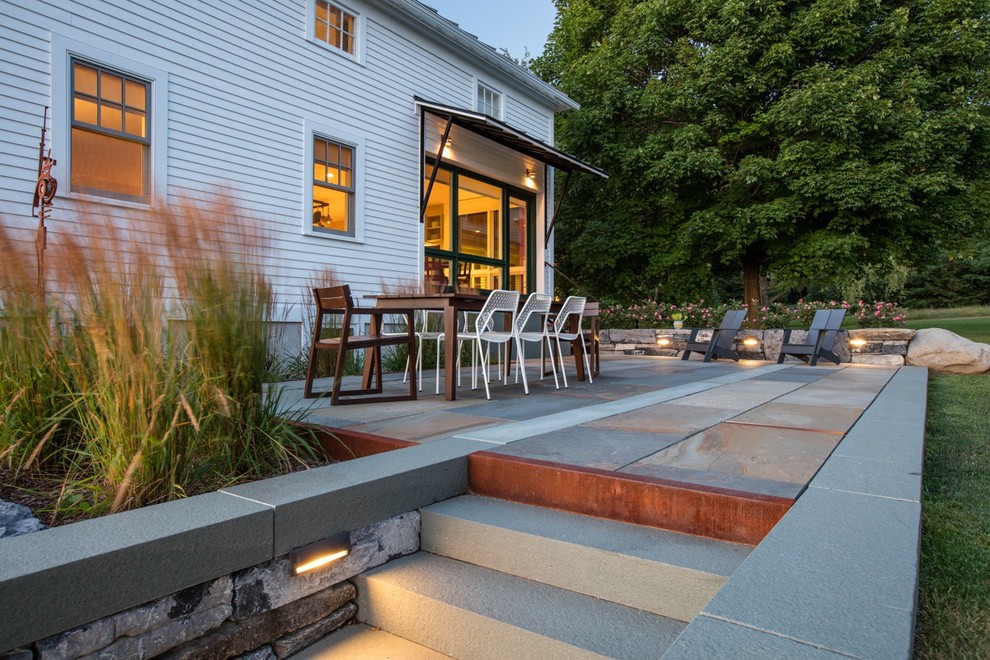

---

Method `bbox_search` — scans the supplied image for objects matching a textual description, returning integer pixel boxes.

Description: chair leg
[546,335,559,389]
[555,336,569,388]
[515,336,529,395]
[330,347,347,405]
[478,338,491,399]
[304,347,320,398]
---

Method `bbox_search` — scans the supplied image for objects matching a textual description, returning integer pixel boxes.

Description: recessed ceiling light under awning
[416,97,607,247]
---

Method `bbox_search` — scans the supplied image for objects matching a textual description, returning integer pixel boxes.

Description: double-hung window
[312,136,355,235]
[70,60,151,202]
[476,83,502,120]
[315,1,357,55]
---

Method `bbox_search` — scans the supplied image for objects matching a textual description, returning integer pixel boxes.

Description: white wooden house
[0,0,604,354]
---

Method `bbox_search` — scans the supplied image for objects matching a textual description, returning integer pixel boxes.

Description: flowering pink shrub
[854,300,908,328]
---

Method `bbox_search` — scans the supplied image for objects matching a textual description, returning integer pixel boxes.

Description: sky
[421,0,558,61]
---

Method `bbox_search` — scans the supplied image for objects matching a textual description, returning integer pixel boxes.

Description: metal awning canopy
[416,97,608,179]
[417,98,607,247]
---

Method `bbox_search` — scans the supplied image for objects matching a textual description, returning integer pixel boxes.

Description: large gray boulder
[906,328,990,374]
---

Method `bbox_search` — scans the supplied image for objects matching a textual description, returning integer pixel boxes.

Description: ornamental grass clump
[0,199,322,518]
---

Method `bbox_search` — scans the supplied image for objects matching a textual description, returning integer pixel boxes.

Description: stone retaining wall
[1,437,478,658]
[601,328,916,367]
[4,513,420,659]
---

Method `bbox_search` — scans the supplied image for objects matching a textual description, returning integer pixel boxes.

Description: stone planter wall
[600,327,916,367]
[1,439,473,658]
[4,513,419,660]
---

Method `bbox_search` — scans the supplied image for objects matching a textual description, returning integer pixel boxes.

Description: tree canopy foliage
[534,0,990,306]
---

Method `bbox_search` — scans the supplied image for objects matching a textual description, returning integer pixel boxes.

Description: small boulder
[906,328,990,374]
[0,500,46,539]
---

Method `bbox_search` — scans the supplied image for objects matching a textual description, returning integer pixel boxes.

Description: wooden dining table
[369,291,599,401]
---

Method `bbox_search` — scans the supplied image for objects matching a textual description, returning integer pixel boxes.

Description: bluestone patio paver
[728,402,865,434]
[624,423,840,486]
[488,427,685,470]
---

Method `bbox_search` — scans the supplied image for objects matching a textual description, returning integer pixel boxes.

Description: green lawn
[915,374,990,658]
[904,316,990,345]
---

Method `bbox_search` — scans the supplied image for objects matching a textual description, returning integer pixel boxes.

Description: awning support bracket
[421,115,453,221]
[544,169,572,248]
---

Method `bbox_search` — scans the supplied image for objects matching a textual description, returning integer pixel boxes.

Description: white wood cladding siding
[0,0,562,320]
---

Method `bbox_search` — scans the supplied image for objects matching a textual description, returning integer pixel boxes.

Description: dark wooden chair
[681,309,748,362]
[304,285,417,404]
[777,308,847,366]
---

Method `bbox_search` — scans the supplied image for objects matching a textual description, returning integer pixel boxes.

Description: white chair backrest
[516,292,553,334]
[554,296,587,334]
[476,289,520,334]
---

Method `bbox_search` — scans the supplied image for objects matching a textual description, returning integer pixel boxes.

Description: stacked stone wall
[600,328,916,367]
[3,513,419,660]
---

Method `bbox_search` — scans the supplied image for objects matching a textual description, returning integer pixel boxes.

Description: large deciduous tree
[535,0,990,309]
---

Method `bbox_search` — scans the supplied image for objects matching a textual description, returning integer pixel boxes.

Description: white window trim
[476,80,504,120]
[308,0,365,64]
[52,34,168,208]
[303,119,365,243]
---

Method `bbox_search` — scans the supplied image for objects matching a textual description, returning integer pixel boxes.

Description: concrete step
[421,495,751,622]
[353,552,686,659]
[290,622,452,659]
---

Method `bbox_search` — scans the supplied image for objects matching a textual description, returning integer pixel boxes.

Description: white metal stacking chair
[402,310,447,394]
[548,295,593,388]
[456,289,519,400]
[456,310,499,387]
[512,292,557,392]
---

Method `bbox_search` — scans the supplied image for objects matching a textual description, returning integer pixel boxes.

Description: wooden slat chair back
[777,308,846,366]
[304,285,417,404]
[681,309,747,362]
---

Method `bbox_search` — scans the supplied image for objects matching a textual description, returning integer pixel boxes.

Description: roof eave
[377,0,579,113]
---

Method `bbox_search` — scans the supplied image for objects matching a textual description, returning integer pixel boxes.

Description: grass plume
[0,198,323,516]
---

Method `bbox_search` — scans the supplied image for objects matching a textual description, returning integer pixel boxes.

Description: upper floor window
[315,1,357,55]
[476,83,502,119]
[71,60,150,202]
[312,136,355,235]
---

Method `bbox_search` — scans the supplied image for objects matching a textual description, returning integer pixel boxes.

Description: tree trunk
[742,257,764,321]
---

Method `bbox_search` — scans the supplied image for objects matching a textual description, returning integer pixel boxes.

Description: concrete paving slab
[811,454,922,502]
[773,386,881,408]
[350,410,503,442]
[587,402,738,435]
[728,402,865,434]
[618,463,806,500]
[670,380,804,410]
[488,427,685,470]
[354,552,686,658]
[701,487,920,659]
[626,423,841,487]
[452,392,609,420]
[663,615,842,659]
[751,371,830,383]
[422,495,750,621]
[291,623,451,659]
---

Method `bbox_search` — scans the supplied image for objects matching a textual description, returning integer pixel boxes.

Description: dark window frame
[423,160,535,294]
[312,135,356,236]
[70,58,151,202]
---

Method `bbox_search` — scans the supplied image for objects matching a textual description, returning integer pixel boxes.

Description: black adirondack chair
[681,309,748,362]
[777,308,847,366]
